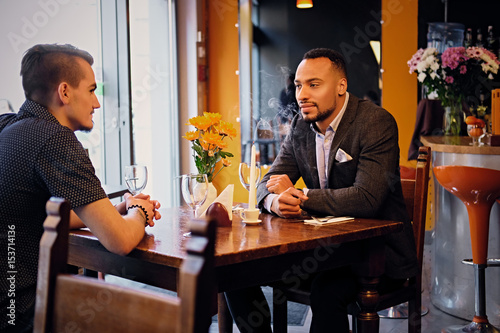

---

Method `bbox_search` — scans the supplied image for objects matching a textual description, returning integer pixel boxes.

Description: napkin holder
[205,202,232,227]
[199,184,234,221]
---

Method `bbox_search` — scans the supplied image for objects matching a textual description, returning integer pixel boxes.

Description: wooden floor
[209,240,471,333]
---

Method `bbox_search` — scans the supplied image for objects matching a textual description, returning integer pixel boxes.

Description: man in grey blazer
[225,48,418,333]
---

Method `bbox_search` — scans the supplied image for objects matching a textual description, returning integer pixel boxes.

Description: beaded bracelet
[128,204,149,226]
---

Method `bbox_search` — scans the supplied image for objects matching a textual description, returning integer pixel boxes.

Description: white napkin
[304,216,354,225]
[199,184,234,220]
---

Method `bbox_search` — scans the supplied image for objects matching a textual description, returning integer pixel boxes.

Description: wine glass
[239,162,261,191]
[181,173,209,218]
[124,165,148,195]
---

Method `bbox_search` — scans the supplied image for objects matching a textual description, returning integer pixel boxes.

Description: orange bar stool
[434,166,500,333]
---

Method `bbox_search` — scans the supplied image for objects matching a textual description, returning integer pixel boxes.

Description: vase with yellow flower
[183,112,237,214]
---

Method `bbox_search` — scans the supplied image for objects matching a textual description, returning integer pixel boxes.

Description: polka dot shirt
[0,100,107,330]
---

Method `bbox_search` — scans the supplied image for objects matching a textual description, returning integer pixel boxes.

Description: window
[129,0,179,207]
[0,0,179,207]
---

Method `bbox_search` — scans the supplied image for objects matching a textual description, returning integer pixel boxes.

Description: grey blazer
[257,94,418,279]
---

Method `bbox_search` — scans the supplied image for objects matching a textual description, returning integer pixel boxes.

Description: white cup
[241,208,260,221]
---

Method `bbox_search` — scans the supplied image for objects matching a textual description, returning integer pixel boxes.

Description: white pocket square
[335,148,353,163]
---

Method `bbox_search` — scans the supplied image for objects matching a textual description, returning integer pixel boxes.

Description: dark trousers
[224,266,406,333]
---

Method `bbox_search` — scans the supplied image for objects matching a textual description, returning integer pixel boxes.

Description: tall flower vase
[196,181,218,217]
[443,103,462,136]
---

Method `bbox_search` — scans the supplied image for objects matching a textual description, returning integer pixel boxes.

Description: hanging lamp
[296,0,313,9]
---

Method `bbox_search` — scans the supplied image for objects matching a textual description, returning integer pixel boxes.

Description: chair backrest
[34,197,216,333]
[400,146,430,269]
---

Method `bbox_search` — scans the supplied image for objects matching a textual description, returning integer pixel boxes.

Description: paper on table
[304,216,354,225]
[199,184,234,220]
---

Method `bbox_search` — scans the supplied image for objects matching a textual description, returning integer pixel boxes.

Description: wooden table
[68,207,403,332]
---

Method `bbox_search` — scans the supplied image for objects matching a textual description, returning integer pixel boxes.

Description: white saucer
[243,219,262,225]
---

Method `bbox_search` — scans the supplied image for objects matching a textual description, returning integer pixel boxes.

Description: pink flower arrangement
[441,47,468,70]
[408,46,500,107]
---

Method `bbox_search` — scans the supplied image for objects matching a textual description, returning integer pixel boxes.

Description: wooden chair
[34,197,216,333]
[272,146,431,333]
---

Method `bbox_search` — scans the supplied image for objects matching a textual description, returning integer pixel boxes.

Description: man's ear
[57,82,71,104]
[337,78,347,96]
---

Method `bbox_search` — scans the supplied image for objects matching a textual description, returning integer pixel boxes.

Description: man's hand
[272,187,308,218]
[134,193,161,221]
[266,174,294,194]
[124,193,161,226]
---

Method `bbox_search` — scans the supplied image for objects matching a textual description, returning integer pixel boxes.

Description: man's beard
[79,121,94,133]
[302,105,335,124]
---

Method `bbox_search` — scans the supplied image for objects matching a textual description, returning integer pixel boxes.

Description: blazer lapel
[305,127,320,188]
[327,95,358,172]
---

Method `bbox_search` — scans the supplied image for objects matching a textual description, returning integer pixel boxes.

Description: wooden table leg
[355,276,380,333]
[353,237,385,333]
[218,292,233,333]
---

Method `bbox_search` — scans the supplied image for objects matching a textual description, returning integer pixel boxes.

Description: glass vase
[443,103,462,136]
[195,181,218,216]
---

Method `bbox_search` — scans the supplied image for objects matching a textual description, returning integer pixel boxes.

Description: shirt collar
[310,92,350,134]
[19,100,60,125]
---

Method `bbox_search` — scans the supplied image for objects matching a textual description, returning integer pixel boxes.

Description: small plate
[243,219,262,225]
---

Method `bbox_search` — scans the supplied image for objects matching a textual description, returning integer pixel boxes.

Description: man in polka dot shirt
[0,44,162,332]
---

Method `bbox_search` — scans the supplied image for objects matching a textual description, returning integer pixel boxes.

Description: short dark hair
[20,44,94,107]
[303,48,347,79]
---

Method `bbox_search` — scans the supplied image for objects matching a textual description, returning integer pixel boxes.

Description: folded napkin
[199,184,234,220]
[304,216,354,225]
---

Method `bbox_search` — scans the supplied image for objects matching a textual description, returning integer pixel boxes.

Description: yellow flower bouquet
[183,112,237,182]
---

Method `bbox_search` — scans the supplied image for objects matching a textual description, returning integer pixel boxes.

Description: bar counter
[421,136,500,325]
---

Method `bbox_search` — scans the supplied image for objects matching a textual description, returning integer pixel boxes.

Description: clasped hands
[116,193,162,227]
[266,175,308,218]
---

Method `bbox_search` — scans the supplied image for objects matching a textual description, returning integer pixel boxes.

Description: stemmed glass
[467,125,486,146]
[181,174,209,237]
[239,162,261,191]
[181,174,209,218]
[124,165,148,195]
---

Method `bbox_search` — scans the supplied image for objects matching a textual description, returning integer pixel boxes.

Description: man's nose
[296,87,308,101]
[93,93,101,109]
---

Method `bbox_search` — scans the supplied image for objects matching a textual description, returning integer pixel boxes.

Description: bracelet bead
[128,204,149,226]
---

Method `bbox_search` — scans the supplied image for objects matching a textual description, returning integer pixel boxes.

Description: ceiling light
[296,0,313,9]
